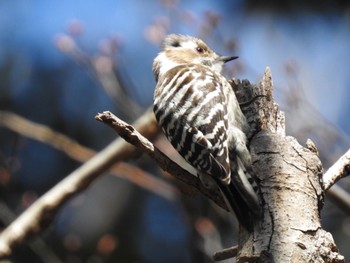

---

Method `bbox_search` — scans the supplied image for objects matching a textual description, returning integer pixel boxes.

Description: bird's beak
[220,56,239,63]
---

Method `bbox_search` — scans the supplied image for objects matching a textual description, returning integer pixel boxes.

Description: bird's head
[153,34,238,80]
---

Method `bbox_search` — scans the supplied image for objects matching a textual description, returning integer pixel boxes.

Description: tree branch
[0,110,175,200]
[0,109,172,258]
[323,148,350,190]
[95,111,228,210]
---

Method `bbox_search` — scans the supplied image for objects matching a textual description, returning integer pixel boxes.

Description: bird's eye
[171,41,180,47]
[196,47,204,53]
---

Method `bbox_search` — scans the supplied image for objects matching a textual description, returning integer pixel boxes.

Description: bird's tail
[217,158,261,231]
[217,182,255,231]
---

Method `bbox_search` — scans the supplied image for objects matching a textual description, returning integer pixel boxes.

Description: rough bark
[232,68,344,262]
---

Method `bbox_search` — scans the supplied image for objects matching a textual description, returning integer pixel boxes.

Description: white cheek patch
[212,62,224,73]
[157,53,179,76]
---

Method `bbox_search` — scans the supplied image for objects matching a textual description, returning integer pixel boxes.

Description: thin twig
[212,245,238,261]
[323,148,350,190]
[95,111,227,210]
[56,36,143,119]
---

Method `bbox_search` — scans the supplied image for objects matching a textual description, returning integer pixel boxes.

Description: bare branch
[0,110,175,200]
[323,148,350,190]
[0,109,175,258]
[0,110,95,161]
[55,34,143,119]
[0,202,61,263]
[95,111,227,210]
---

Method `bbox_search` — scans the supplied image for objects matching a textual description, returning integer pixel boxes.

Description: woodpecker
[153,34,260,231]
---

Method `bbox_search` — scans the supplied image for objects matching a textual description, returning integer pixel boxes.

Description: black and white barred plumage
[153,34,260,230]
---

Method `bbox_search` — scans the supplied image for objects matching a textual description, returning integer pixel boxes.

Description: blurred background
[0,0,350,262]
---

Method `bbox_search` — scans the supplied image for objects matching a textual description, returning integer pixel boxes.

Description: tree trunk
[231,68,344,262]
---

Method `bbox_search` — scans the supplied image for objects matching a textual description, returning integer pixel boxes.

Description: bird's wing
[184,126,228,180]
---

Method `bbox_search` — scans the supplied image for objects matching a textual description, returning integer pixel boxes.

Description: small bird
[153,34,260,231]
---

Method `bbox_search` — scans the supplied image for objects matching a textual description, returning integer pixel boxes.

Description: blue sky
[2,1,348,127]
